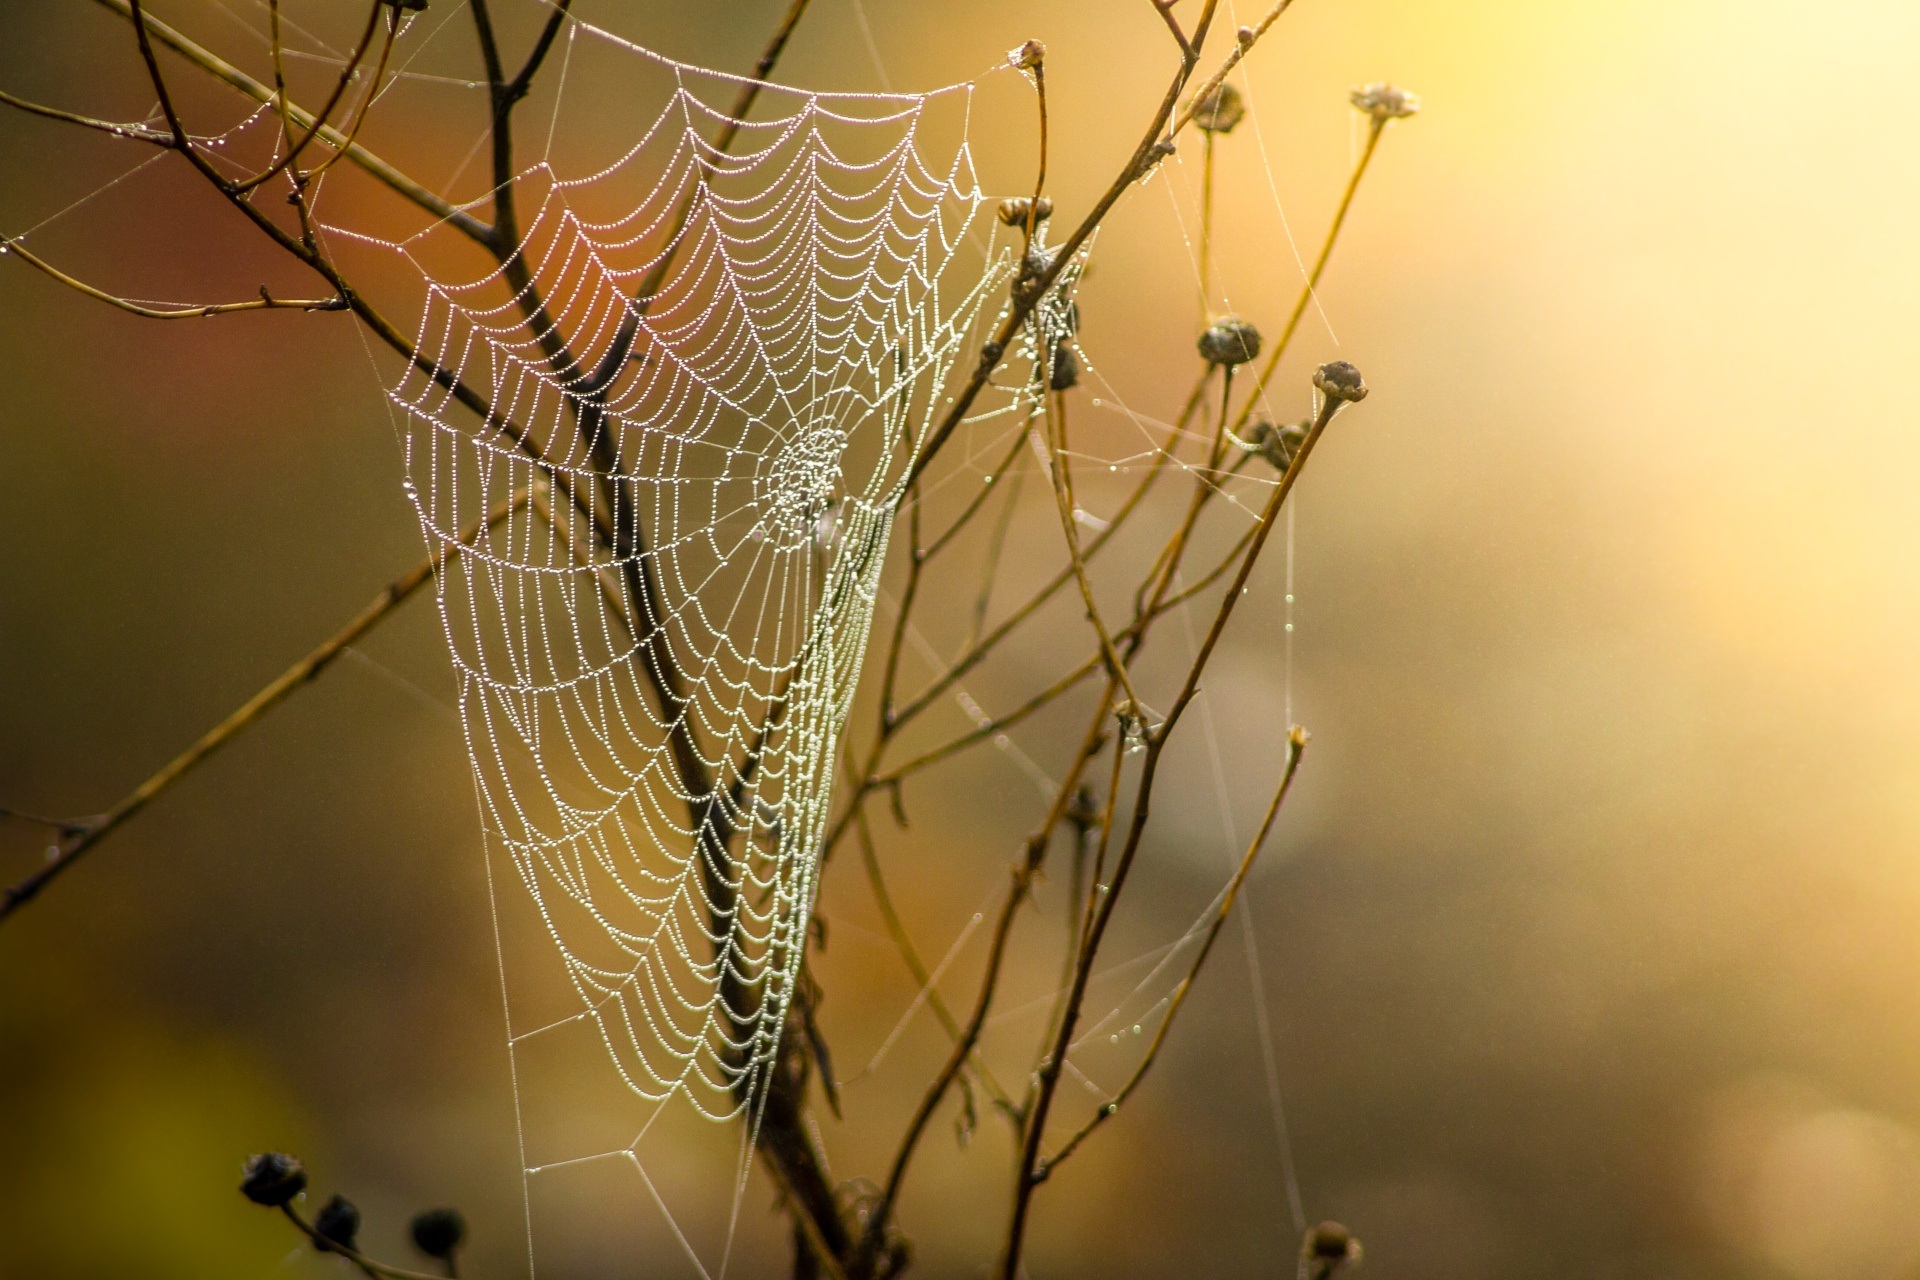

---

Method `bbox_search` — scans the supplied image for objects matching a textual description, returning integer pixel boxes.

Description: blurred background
[5,1,1920,1277]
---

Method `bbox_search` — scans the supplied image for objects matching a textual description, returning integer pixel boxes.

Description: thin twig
[0,237,343,318]
[1,488,531,924]
[1229,115,1388,438]
[1037,725,1307,1176]
[92,0,492,244]
[0,87,172,145]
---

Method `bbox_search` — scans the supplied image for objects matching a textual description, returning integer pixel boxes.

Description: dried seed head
[997,196,1054,227]
[1349,82,1420,122]
[410,1207,467,1260]
[1009,39,1045,71]
[1244,419,1309,471]
[1313,360,1368,403]
[314,1194,362,1254]
[1198,318,1262,368]
[1192,83,1246,134]
[1302,1220,1363,1272]
[239,1153,307,1207]
[1048,343,1080,392]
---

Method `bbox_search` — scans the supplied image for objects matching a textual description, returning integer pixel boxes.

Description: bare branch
[0,487,533,925]
[1037,724,1307,1176]
[0,87,171,145]
[0,237,343,318]
[91,0,493,244]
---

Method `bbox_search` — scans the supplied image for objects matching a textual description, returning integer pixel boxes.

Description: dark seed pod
[410,1207,468,1260]
[239,1153,307,1207]
[1191,82,1246,134]
[1197,318,1262,368]
[996,196,1054,227]
[1301,1221,1363,1279]
[314,1194,362,1254]
[1008,39,1045,71]
[1313,360,1368,403]
[1048,343,1080,392]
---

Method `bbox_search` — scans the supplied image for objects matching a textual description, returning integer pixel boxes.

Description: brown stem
[1037,725,1306,1176]
[1000,391,1351,1275]
[1,487,531,923]
[0,237,343,318]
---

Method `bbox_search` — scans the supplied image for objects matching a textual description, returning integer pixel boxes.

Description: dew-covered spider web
[329,19,1035,1172]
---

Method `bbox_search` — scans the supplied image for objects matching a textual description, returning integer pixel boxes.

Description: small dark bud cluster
[1313,359,1368,403]
[1191,83,1246,134]
[314,1194,362,1254]
[1302,1220,1363,1277]
[1236,24,1256,47]
[1198,318,1262,368]
[1048,343,1080,391]
[1349,82,1420,122]
[1242,420,1309,472]
[240,1152,307,1207]
[410,1207,468,1261]
[997,196,1053,227]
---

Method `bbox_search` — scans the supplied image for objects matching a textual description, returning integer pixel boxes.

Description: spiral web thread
[362,26,1019,1125]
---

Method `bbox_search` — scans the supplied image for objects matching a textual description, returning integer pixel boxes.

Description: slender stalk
[1000,389,1353,1276]
[91,0,493,244]
[1,487,532,924]
[1229,117,1387,438]
[0,237,343,318]
[1037,725,1307,1176]
[0,88,170,144]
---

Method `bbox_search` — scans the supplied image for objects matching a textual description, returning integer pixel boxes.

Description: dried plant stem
[1044,390,1146,715]
[0,487,532,924]
[91,0,491,243]
[1230,115,1387,437]
[855,808,1014,1110]
[0,87,170,144]
[1000,389,1348,1279]
[1171,0,1298,136]
[233,0,385,193]
[1038,724,1307,1176]
[0,236,343,317]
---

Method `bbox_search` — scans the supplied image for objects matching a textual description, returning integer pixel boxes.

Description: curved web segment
[389,43,1012,1121]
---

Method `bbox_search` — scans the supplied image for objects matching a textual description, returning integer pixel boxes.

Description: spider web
[334,21,1026,1141]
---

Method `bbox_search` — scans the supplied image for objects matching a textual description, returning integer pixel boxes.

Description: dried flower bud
[1349,82,1419,122]
[1192,83,1246,134]
[1237,25,1256,47]
[1009,39,1045,71]
[1198,318,1262,368]
[1313,360,1368,403]
[314,1194,361,1254]
[1048,342,1080,392]
[1302,1220,1363,1276]
[1244,419,1308,471]
[239,1153,307,1207]
[997,196,1054,227]
[410,1207,467,1260]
